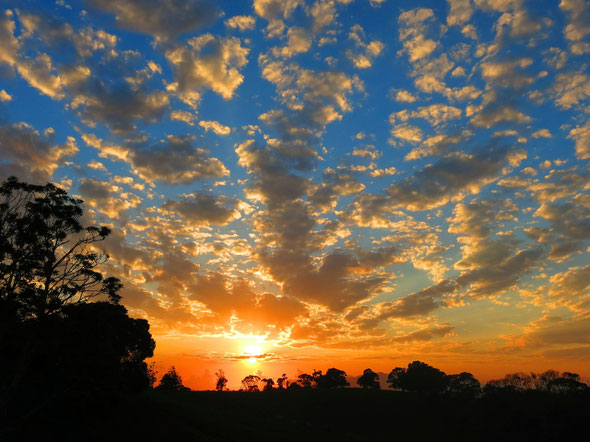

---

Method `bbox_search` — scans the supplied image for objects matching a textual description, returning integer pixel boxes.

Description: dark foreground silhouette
[2,177,589,441]
[9,387,586,442]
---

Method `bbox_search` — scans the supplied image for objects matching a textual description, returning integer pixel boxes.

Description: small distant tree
[316,368,349,389]
[215,369,228,391]
[157,366,187,391]
[261,378,275,391]
[277,373,288,389]
[241,374,261,392]
[357,368,380,390]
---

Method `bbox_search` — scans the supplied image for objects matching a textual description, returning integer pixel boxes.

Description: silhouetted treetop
[241,374,261,392]
[215,369,228,391]
[485,370,589,394]
[445,372,480,396]
[315,368,350,389]
[357,368,380,390]
[157,366,188,391]
[0,176,121,318]
[387,361,447,393]
[261,378,275,391]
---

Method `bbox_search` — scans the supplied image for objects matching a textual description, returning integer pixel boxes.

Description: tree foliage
[357,368,380,390]
[215,369,228,391]
[0,177,120,318]
[0,177,155,430]
[157,366,188,392]
[388,361,448,393]
[485,370,588,394]
[261,378,275,391]
[315,368,350,389]
[241,375,261,392]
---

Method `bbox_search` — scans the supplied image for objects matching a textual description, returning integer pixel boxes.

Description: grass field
[68,388,590,442]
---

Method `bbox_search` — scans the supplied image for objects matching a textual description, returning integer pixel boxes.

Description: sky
[1,0,589,390]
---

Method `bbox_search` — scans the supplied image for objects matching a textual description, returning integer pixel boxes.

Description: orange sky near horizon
[151,334,590,391]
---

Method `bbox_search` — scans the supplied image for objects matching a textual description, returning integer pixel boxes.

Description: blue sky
[1,0,590,383]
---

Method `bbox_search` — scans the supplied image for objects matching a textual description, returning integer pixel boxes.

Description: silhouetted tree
[277,373,288,390]
[547,372,588,393]
[287,381,303,390]
[445,372,480,396]
[485,370,589,394]
[387,367,407,390]
[316,368,350,389]
[147,362,157,389]
[387,361,447,393]
[215,369,228,391]
[0,177,121,319]
[241,375,261,392]
[485,372,536,392]
[0,178,155,429]
[297,373,315,389]
[357,368,380,390]
[157,366,188,391]
[261,378,275,391]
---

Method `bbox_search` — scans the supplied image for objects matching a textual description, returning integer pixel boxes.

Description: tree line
[152,361,588,395]
[201,361,586,395]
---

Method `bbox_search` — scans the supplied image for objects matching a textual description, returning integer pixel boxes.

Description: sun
[243,343,263,364]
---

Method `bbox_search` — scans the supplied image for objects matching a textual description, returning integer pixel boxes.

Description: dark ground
[9,388,589,442]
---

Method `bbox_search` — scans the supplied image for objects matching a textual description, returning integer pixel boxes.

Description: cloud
[447,0,473,26]
[78,178,141,219]
[189,272,308,332]
[385,147,524,211]
[559,0,590,54]
[0,122,78,182]
[273,26,312,58]
[552,71,590,109]
[0,89,12,101]
[225,15,256,31]
[88,0,218,42]
[199,120,231,135]
[161,193,239,227]
[253,0,302,36]
[567,120,590,159]
[87,134,229,184]
[398,8,439,62]
[346,24,384,69]
[166,34,249,101]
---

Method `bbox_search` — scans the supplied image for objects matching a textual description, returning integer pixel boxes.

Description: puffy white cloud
[346,24,384,69]
[225,15,256,31]
[166,34,249,101]
[447,0,473,26]
[199,120,231,135]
